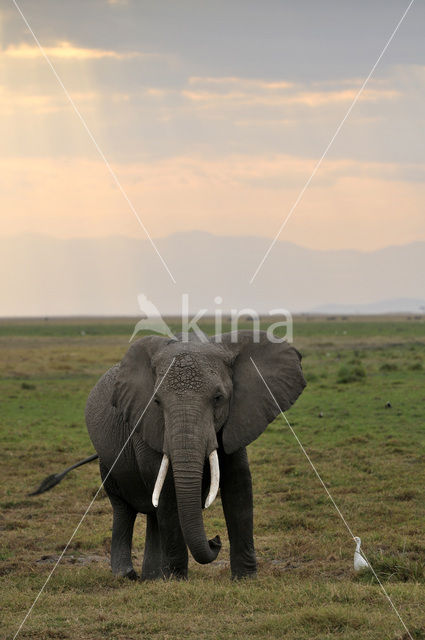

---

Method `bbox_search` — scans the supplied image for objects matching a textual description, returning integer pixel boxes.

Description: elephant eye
[153,396,161,406]
[213,393,224,406]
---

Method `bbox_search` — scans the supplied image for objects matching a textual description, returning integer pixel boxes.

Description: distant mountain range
[312,299,425,315]
[0,232,424,316]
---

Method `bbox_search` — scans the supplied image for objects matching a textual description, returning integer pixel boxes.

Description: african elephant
[85,330,306,580]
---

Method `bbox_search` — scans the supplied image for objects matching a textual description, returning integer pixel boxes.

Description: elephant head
[112,331,306,565]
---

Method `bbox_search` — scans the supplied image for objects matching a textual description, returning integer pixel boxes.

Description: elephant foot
[141,574,161,582]
[141,567,187,581]
[124,568,139,580]
[231,569,257,581]
[161,567,188,581]
[113,567,138,580]
[230,553,257,580]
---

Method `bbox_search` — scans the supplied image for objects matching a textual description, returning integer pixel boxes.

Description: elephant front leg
[219,447,257,579]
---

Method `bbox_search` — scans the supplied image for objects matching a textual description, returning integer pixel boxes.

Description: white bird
[353,536,369,572]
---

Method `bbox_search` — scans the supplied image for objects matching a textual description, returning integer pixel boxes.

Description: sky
[1,0,425,255]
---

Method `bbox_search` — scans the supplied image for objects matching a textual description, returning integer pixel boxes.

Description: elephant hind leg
[142,511,187,581]
[101,464,137,580]
[157,507,188,580]
[109,493,138,579]
[141,513,162,580]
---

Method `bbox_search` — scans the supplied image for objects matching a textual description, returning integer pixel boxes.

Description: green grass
[1,316,425,639]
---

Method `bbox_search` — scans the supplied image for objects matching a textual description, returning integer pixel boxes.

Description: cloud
[141,75,399,112]
[181,75,399,108]
[188,76,294,90]
[0,86,59,115]
[3,41,142,61]
[145,88,169,98]
[0,55,423,172]
[0,84,129,115]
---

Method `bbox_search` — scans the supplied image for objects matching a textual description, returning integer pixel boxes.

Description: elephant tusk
[204,450,220,509]
[152,454,169,507]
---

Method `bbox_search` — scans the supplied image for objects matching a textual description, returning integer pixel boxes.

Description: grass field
[1,316,424,640]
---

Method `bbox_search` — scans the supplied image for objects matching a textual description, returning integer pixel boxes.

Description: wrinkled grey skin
[85,331,306,580]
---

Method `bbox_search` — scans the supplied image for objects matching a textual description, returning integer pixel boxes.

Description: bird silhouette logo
[130,294,176,342]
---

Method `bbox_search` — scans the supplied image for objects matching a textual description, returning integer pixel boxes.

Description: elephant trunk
[162,404,221,565]
[171,452,221,564]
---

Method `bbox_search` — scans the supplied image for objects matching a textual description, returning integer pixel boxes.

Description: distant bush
[337,364,366,384]
[21,382,36,390]
[409,362,423,371]
[379,362,398,372]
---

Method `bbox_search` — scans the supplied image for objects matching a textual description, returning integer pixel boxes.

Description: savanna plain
[1,316,424,640]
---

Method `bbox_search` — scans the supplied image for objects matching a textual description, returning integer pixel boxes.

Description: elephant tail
[28,453,99,496]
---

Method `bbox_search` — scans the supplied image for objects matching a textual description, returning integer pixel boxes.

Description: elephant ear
[111,335,170,453]
[216,331,306,454]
